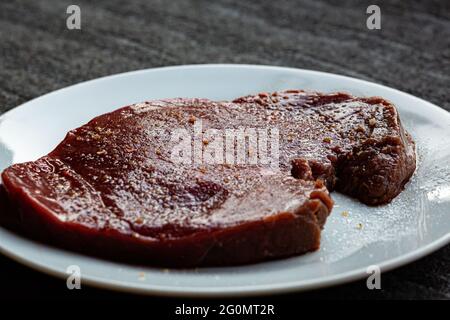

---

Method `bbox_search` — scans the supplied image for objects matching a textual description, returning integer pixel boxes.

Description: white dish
[0,64,449,297]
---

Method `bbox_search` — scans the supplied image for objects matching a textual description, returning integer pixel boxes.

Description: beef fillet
[0,90,415,266]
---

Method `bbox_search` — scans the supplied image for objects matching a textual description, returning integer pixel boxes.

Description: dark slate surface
[0,0,448,300]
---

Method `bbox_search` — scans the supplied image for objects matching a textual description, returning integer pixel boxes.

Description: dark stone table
[0,0,448,300]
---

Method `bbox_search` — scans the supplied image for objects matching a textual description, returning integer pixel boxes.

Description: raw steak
[0,90,415,266]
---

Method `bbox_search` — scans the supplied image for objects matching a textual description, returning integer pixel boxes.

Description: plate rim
[0,63,449,297]
[1,63,449,121]
[0,227,449,297]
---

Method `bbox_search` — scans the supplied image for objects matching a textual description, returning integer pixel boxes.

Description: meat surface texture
[0,90,416,267]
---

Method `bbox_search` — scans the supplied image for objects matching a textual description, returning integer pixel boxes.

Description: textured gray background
[0,0,448,300]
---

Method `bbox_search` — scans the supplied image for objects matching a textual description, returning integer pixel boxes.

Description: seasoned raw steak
[0,90,415,267]
[234,91,416,205]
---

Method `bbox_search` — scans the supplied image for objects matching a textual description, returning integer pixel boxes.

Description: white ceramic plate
[0,64,449,297]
